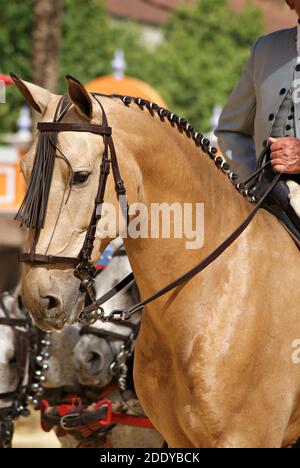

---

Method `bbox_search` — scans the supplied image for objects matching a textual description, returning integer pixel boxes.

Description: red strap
[92,399,155,429]
[94,399,112,426]
[40,400,51,432]
[40,397,83,432]
[110,412,155,429]
[57,397,82,417]
[40,397,155,437]
[74,411,155,440]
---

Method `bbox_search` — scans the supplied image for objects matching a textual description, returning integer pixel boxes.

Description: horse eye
[72,171,91,185]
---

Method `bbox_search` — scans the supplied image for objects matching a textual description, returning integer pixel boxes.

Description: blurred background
[0,0,296,292]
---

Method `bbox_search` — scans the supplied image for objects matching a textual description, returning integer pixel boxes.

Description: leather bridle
[80,317,139,393]
[16,94,128,320]
[16,92,281,326]
[0,292,36,448]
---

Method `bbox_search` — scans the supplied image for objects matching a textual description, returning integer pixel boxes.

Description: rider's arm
[215,42,259,180]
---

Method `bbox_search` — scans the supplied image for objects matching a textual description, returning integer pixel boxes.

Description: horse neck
[108,100,251,296]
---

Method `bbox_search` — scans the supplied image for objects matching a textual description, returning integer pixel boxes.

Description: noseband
[16,94,128,314]
[0,292,36,448]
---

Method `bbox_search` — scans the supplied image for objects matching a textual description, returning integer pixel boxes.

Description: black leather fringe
[15,130,58,229]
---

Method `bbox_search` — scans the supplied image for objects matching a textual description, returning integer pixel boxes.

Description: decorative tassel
[15,130,58,229]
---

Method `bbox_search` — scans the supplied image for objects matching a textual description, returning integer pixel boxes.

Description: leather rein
[17,94,281,324]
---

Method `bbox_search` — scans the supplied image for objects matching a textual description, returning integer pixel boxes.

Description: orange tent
[0,74,13,85]
[85,75,167,108]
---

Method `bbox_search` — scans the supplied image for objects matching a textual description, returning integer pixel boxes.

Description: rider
[215,0,300,181]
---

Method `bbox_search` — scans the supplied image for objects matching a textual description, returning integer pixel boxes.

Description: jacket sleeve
[215,40,259,180]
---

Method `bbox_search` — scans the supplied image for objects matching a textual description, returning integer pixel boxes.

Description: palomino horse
[13,75,300,448]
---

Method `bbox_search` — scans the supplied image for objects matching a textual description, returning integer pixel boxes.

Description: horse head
[12,75,137,330]
[73,245,140,387]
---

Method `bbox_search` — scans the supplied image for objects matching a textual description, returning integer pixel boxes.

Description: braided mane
[107,94,256,204]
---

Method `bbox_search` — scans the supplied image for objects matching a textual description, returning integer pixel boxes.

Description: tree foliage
[0,0,149,133]
[0,0,263,134]
[0,1,34,132]
[147,0,263,131]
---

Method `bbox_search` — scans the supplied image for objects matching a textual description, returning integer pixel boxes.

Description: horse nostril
[81,351,103,373]
[86,352,101,364]
[45,295,60,310]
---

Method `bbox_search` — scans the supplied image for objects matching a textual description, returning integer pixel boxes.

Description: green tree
[0,1,34,133]
[0,0,263,135]
[0,0,151,133]
[147,0,263,132]
[32,0,62,92]
[59,2,152,86]
[59,0,113,86]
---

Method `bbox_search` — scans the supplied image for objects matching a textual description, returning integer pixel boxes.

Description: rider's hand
[268,136,300,174]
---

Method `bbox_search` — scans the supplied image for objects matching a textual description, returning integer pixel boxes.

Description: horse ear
[66,75,93,119]
[10,73,52,114]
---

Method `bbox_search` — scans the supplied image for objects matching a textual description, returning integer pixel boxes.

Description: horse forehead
[50,325,80,353]
[23,129,98,173]
[23,95,102,171]
[76,333,110,352]
[58,131,99,167]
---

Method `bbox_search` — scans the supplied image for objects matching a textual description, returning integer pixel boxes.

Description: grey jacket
[215,27,299,179]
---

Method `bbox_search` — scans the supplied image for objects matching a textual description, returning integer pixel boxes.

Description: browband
[37,122,112,135]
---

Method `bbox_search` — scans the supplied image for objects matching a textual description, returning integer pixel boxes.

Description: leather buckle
[60,412,80,431]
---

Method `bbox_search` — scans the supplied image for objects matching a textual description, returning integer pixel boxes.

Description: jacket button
[296,64,300,72]
[286,125,291,131]
[280,88,286,95]
[288,115,294,120]
[268,113,274,121]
